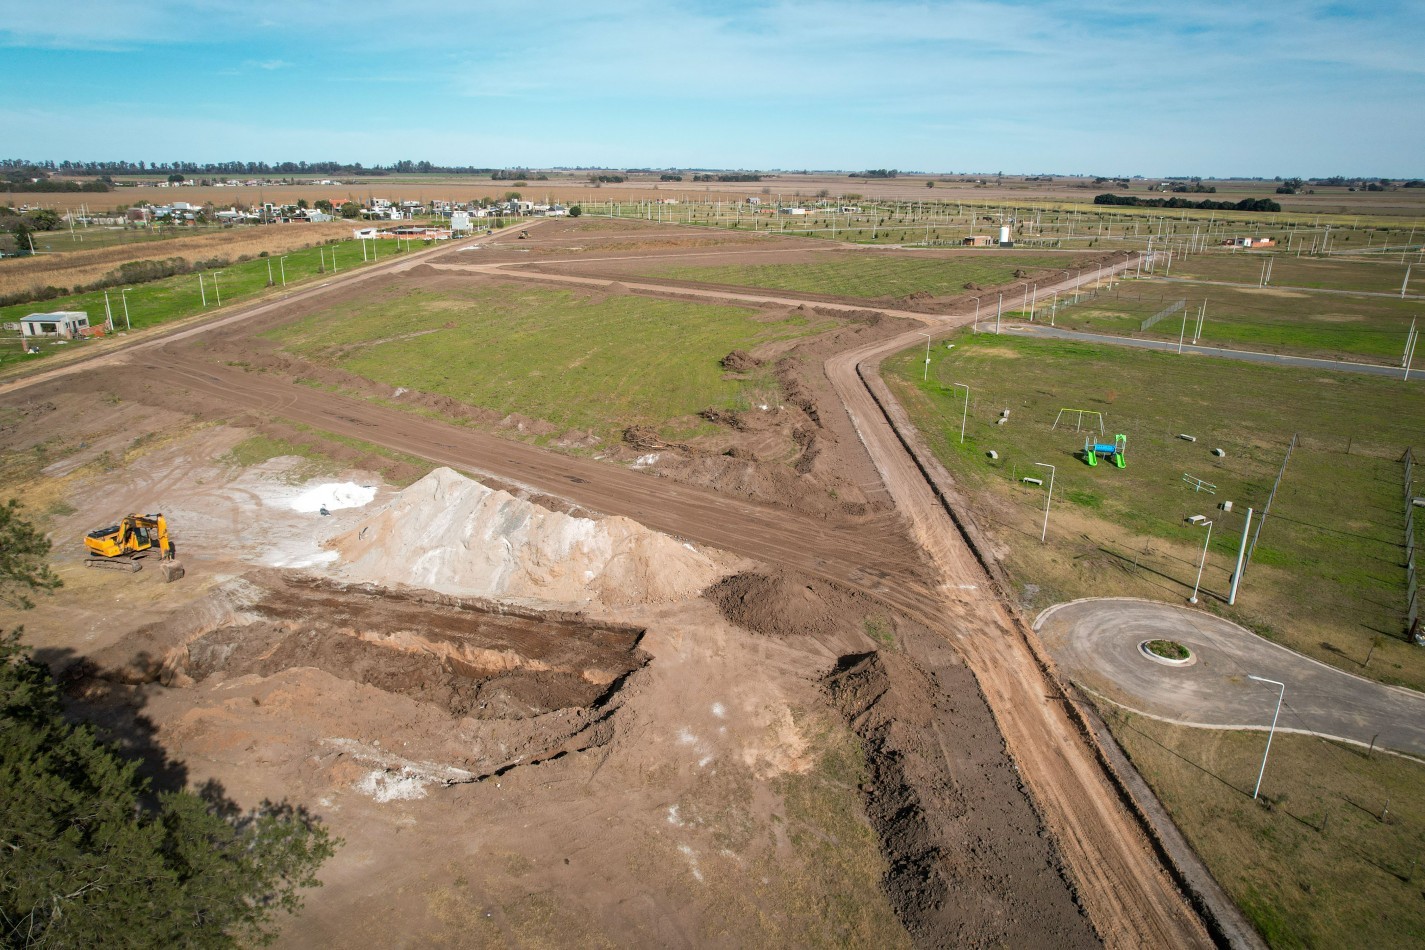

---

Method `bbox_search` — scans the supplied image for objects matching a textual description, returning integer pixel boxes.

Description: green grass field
[642,254,1082,300]
[1169,251,1422,295]
[1105,709,1425,949]
[885,333,1425,689]
[0,238,399,371]
[267,284,834,444]
[1028,277,1418,364]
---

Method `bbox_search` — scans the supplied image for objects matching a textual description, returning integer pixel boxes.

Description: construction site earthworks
[0,217,1222,947]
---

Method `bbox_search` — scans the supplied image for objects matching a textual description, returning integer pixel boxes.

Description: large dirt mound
[329,467,730,609]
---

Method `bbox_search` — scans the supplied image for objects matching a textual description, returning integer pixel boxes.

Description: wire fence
[1140,298,1187,331]
[1406,448,1420,641]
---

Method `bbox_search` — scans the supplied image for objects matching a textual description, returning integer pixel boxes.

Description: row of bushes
[0,254,237,309]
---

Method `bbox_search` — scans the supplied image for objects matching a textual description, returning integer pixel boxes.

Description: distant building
[963,235,995,247]
[1222,237,1276,248]
[21,311,90,339]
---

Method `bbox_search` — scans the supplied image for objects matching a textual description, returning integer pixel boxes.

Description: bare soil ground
[0,218,1204,946]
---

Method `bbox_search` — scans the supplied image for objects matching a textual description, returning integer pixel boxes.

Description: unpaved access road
[7,232,1215,946]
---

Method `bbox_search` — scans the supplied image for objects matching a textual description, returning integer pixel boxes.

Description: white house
[21,311,90,339]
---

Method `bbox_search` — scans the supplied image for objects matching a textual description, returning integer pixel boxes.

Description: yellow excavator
[84,513,183,580]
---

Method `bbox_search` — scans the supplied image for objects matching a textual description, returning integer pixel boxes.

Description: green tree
[23,209,62,232]
[314,199,333,214]
[568,205,582,217]
[0,500,60,609]
[338,201,360,218]
[0,500,337,946]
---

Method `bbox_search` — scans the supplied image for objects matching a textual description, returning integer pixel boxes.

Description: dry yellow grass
[0,222,354,298]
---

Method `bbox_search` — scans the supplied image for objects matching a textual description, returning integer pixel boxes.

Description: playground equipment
[1084,433,1127,468]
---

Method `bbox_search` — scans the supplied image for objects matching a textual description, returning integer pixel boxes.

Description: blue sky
[3,1,1421,177]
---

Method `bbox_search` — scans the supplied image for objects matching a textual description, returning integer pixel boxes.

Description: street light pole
[120,289,131,331]
[953,382,969,444]
[1189,519,1213,604]
[1246,675,1285,800]
[213,272,222,307]
[1035,462,1056,543]
[920,332,932,381]
[279,256,287,287]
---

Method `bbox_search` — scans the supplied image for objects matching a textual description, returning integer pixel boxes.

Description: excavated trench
[172,576,649,720]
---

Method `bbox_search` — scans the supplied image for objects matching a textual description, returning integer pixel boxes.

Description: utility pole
[1228,507,1254,605]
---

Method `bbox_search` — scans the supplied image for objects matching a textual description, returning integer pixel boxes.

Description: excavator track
[84,557,143,573]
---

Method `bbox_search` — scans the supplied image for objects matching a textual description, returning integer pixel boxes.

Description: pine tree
[0,501,337,946]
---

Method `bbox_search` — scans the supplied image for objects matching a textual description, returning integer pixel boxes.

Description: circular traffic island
[1139,639,1195,667]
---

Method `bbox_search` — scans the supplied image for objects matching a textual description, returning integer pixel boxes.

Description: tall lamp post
[1034,462,1056,542]
[920,332,932,381]
[1246,675,1285,800]
[279,256,288,287]
[119,288,131,331]
[952,382,970,444]
[1189,518,1213,604]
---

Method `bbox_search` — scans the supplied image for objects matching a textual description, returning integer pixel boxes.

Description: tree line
[1094,193,1282,212]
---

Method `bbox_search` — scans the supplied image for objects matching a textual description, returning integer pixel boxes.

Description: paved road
[1037,598,1425,758]
[1004,324,1421,380]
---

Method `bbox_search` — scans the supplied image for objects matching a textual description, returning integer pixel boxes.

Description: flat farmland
[1032,277,1418,364]
[266,283,834,443]
[638,253,1080,299]
[885,333,1425,689]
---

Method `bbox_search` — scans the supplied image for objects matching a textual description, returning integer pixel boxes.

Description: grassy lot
[0,237,402,372]
[884,333,1425,689]
[268,284,833,444]
[25,224,238,255]
[1168,251,1422,295]
[1029,277,1418,364]
[642,254,1081,299]
[1103,709,1425,948]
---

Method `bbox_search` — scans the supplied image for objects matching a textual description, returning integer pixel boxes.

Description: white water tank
[999,225,1011,245]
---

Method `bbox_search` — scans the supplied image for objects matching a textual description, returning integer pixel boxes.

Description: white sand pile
[327,467,728,609]
[292,482,377,513]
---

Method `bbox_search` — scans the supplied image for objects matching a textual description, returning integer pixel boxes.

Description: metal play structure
[1084,433,1127,468]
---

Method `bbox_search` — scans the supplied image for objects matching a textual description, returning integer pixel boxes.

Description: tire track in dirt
[450,249,1212,948]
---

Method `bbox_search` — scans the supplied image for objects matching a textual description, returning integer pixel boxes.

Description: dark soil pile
[826,647,1099,949]
[720,349,762,372]
[704,569,885,641]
